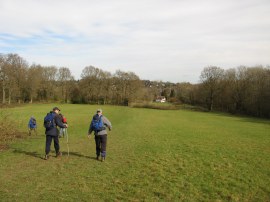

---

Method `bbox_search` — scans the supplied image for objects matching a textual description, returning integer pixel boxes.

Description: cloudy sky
[1,0,269,83]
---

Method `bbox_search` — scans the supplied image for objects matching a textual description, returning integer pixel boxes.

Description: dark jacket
[45,112,67,136]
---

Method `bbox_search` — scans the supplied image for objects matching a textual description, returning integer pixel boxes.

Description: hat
[97,109,102,113]
[53,107,61,111]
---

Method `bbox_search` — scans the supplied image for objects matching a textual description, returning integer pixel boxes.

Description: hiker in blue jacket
[28,116,37,136]
[44,107,68,160]
[88,109,112,162]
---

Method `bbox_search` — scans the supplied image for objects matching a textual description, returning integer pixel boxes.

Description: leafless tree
[58,67,74,103]
[39,66,58,101]
[26,64,44,103]
[113,70,141,105]
[0,54,8,104]
[4,54,28,103]
[200,66,224,111]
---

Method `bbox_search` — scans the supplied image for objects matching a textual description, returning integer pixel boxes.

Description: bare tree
[80,66,100,103]
[244,66,270,117]
[0,54,8,104]
[27,64,43,103]
[200,66,224,111]
[4,54,28,104]
[222,66,249,113]
[58,67,74,103]
[39,66,58,101]
[97,70,112,104]
[113,70,141,105]
[174,82,195,104]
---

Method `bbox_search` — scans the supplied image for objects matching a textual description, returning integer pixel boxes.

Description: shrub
[129,102,179,110]
[0,111,26,151]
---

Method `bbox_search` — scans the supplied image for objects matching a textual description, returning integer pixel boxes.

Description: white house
[155,96,166,103]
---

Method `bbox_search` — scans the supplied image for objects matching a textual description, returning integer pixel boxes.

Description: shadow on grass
[13,149,44,160]
[212,111,270,124]
[12,149,97,161]
[62,151,96,160]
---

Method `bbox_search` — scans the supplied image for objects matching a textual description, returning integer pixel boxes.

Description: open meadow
[0,104,269,201]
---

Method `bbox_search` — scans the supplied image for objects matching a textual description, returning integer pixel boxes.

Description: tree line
[1,53,269,118]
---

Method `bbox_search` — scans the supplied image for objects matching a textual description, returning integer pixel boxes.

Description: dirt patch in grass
[0,144,9,151]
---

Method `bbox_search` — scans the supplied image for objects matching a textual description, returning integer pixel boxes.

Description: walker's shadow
[13,149,43,159]
[12,149,96,161]
[62,151,96,160]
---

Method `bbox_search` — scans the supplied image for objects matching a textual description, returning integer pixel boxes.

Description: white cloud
[1,0,270,83]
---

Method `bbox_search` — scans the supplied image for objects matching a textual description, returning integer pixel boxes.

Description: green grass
[0,104,269,201]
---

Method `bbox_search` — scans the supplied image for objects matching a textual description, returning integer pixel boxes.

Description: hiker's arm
[103,117,112,131]
[55,116,68,128]
[88,123,93,135]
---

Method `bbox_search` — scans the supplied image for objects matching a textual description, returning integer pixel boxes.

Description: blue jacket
[28,118,37,129]
[45,112,67,136]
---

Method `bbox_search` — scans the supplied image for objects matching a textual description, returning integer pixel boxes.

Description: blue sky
[1,0,270,83]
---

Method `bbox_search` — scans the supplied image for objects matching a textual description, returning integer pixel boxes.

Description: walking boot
[44,154,49,160]
[101,157,105,162]
[56,152,62,158]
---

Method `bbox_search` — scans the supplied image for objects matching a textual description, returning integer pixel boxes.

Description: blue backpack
[91,114,105,132]
[44,112,56,130]
[29,118,37,128]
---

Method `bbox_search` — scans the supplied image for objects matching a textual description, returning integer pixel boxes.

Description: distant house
[155,96,166,103]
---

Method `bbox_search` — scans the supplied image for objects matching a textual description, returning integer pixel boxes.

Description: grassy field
[0,104,269,201]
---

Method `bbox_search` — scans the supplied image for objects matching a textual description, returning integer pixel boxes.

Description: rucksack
[62,116,67,123]
[32,118,36,126]
[91,114,105,132]
[29,118,37,128]
[44,112,56,130]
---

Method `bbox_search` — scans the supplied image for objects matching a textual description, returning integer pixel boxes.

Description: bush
[178,104,209,112]
[0,111,26,151]
[129,102,179,110]
[129,102,209,112]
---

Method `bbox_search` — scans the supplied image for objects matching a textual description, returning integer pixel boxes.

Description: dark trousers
[95,134,107,157]
[45,135,60,155]
[28,128,37,136]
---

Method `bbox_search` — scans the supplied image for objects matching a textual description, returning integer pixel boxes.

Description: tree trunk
[2,85,5,104]
[8,89,11,104]
[30,95,33,103]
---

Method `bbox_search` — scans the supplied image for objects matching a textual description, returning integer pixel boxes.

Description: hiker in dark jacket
[88,109,112,162]
[44,107,68,160]
[28,116,37,136]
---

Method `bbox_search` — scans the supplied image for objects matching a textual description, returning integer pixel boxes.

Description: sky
[1,0,270,83]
